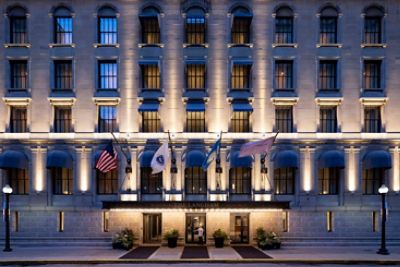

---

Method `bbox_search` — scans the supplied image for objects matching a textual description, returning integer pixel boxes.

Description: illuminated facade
[0,0,400,246]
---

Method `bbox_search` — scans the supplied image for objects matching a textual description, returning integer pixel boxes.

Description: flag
[202,138,221,170]
[151,142,170,174]
[96,142,118,173]
[239,135,276,157]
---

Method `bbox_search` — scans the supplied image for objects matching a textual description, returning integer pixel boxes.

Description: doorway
[143,214,162,243]
[185,213,206,244]
[230,213,249,243]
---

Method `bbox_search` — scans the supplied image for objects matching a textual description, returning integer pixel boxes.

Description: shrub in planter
[212,229,228,248]
[164,229,179,248]
[256,227,282,250]
[112,228,135,250]
[267,231,281,249]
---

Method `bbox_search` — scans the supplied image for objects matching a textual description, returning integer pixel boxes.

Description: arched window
[8,6,28,44]
[185,7,206,45]
[97,169,118,194]
[139,7,161,44]
[319,6,338,44]
[229,167,251,194]
[98,6,117,44]
[230,6,252,44]
[363,6,384,44]
[274,6,294,44]
[274,167,295,194]
[53,6,73,44]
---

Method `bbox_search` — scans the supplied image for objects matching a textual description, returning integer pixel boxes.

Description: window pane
[231,111,250,132]
[363,168,384,194]
[275,106,293,133]
[142,111,160,132]
[99,17,117,44]
[8,168,29,195]
[141,17,160,44]
[54,107,72,133]
[363,61,381,89]
[97,169,118,194]
[186,111,205,132]
[231,18,250,44]
[10,107,27,133]
[320,17,337,44]
[364,17,382,43]
[186,16,206,44]
[231,64,251,89]
[318,168,339,194]
[10,61,28,89]
[55,17,72,44]
[186,64,205,89]
[54,61,72,89]
[274,168,295,194]
[319,61,337,90]
[98,106,117,132]
[141,64,160,89]
[275,61,293,89]
[275,17,293,43]
[364,107,381,133]
[185,167,207,194]
[141,167,162,194]
[52,168,73,195]
[10,17,27,43]
[319,107,337,133]
[98,61,117,89]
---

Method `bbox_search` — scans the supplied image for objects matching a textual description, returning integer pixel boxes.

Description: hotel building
[0,0,400,246]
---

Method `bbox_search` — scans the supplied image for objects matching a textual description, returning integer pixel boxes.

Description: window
[58,211,65,232]
[364,107,381,133]
[140,7,160,44]
[275,60,293,89]
[230,111,250,132]
[326,211,333,232]
[319,7,338,44]
[54,107,72,133]
[186,63,206,90]
[8,7,27,44]
[318,168,339,195]
[364,6,384,44]
[282,211,289,232]
[231,7,252,44]
[275,106,293,133]
[319,106,337,133]
[274,7,294,44]
[141,64,160,89]
[363,60,381,90]
[6,168,29,195]
[141,111,160,132]
[319,60,337,90]
[10,60,28,90]
[10,106,27,133]
[54,60,72,90]
[185,167,207,194]
[97,169,118,194]
[98,60,117,90]
[185,8,206,44]
[98,7,117,44]
[98,106,117,133]
[53,7,73,44]
[141,167,162,194]
[102,211,110,232]
[229,167,251,194]
[231,63,251,90]
[186,111,205,132]
[274,167,295,194]
[51,168,73,195]
[363,168,384,195]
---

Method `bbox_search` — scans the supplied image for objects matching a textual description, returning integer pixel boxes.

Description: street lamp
[377,184,389,255]
[2,184,13,252]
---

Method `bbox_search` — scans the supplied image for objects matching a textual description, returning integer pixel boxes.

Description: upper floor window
[274,60,293,90]
[231,63,251,90]
[230,111,250,132]
[10,60,28,90]
[54,106,72,133]
[97,169,118,194]
[274,6,294,44]
[275,106,293,133]
[186,63,206,90]
[274,167,295,195]
[51,167,73,195]
[53,7,73,44]
[98,105,117,133]
[54,60,72,90]
[319,60,337,90]
[141,63,160,89]
[10,106,27,133]
[185,166,207,194]
[141,167,162,194]
[186,111,205,132]
[8,6,28,44]
[230,7,252,44]
[363,168,384,195]
[229,167,251,194]
[98,60,117,90]
[318,168,339,195]
[140,7,161,44]
[363,6,384,44]
[6,168,29,195]
[319,106,337,133]
[364,106,381,133]
[363,60,381,90]
[319,7,338,44]
[185,8,206,45]
[141,111,160,132]
[98,6,117,45]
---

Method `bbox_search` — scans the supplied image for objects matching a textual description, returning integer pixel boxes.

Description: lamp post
[2,184,12,252]
[377,184,389,255]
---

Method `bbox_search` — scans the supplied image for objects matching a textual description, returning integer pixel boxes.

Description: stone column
[390,146,400,192]
[75,146,92,193]
[300,146,315,194]
[31,146,46,193]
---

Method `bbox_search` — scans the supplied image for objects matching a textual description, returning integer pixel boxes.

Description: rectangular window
[229,167,251,194]
[97,169,118,194]
[58,211,64,232]
[10,60,28,90]
[54,107,72,133]
[185,167,207,195]
[13,211,19,232]
[8,169,29,195]
[275,17,293,44]
[230,111,250,132]
[186,111,205,132]
[142,111,160,132]
[141,167,162,194]
[98,17,117,44]
[363,168,384,195]
[185,17,206,44]
[318,168,339,195]
[282,211,289,232]
[10,106,27,133]
[186,64,206,90]
[275,106,293,133]
[141,17,160,44]
[52,168,73,195]
[54,60,72,90]
[363,60,381,90]
[364,107,381,133]
[319,60,337,90]
[98,60,117,90]
[364,17,381,44]
[326,211,333,232]
[231,64,251,90]
[141,64,160,89]
[98,106,117,133]
[275,60,293,89]
[274,167,295,194]
[102,211,110,232]
[10,17,27,44]
[319,106,337,133]
[54,17,72,44]
[320,17,337,44]
[372,211,379,232]
[231,18,250,44]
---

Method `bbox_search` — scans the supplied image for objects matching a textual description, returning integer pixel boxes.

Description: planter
[214,237,225,248]
[167,237,178,248]
[258,242,273,250]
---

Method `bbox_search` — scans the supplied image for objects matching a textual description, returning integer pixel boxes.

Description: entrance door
[143,214,162,243]
[185,213,206,244]
[230,213,249,243]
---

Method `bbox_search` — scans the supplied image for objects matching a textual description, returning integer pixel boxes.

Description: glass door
[230,213,249,243]
[185,213,206,244]
[143,214,162,243]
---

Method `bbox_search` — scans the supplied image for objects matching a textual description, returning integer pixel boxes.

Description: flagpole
[260,131,279,191]
[216,131,223,190]
[110,132,133,193]
[167,130,177,190]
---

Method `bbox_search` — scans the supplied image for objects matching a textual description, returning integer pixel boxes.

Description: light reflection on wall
[392,147,400,192]
[347,147,357,192]
[33,147,45,192]
[79,147,90,192]
[301,147,312,192]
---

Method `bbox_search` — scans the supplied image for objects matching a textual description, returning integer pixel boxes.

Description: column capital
[30,146,47,153]
[75,146,92,153]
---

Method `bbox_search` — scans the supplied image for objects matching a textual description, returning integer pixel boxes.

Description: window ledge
[49,43,75,48]
[183,43,208,48]
[315,97,343,106]
[4,43,31,48]
[3,96,31,106]
[93,43,120,48]
[359,97,388,106]
[138,43,164,48]
[48,96,76,106]
[317,43,342,48]
[361,43,387,48]
[228,43,253,48]
[272,43,298,48]
[271,96,299,106]
[92,96,120,105]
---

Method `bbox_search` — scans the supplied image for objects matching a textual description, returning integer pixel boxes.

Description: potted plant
[267,231,281,249]
[164,229,179,248]
[255,228,281,250]
[112,228,135,250]
[212,229,228,248]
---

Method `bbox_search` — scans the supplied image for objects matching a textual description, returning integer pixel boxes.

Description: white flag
[151,142,170,174]
[239,135,276,157]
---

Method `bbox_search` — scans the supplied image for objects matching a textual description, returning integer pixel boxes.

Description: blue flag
[202,138,221,170]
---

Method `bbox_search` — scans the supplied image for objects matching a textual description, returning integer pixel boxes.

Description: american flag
[96,142,118,173]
